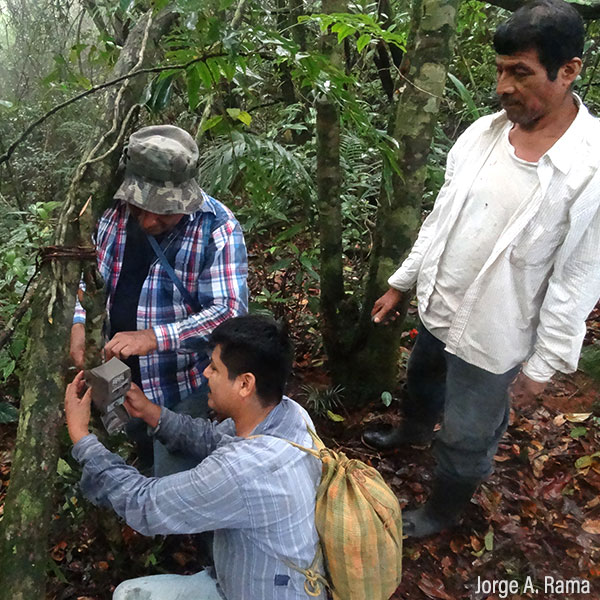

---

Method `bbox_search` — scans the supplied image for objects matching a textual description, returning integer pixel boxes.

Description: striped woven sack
[284,426,403,600]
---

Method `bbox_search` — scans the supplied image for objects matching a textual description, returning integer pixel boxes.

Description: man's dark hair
[493,0,584,80]
[209,315,293,407]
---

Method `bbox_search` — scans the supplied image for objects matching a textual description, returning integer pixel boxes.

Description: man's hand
[70,323,86,369]
[371,288,404,324]
[510,372,547,409]
[65,371,92,444]
[104,329,158,361]
[124,383,161,428]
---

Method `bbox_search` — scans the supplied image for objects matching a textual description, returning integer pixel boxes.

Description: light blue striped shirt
[72,398,326,600]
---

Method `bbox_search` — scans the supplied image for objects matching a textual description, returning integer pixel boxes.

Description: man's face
[203,345,239,418]
[128,204,184,236]
[495,48,572,128]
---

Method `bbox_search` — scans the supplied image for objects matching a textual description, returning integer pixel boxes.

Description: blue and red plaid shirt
[74,191,248,407]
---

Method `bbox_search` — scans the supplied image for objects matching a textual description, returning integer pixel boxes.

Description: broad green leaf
[268,258,293,272]
[570,426,587,439]
[57,458,73,477]
[2,359,15,379]
[0,401,18,423]
[237,111,252,126]
[274,223,304,243]
[0,100,14,109]
[197,61,213,88]
[576,455,593,469]
[201,115,223,132]
[227,108,241,120]
[336,24,356,44]
[356,34,371,53]
[120,0,133,12]
[206,58,222,84]
[381,391,393,407]
[186,65,201,111]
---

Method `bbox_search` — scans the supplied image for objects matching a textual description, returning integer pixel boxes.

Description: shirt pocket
[508,216,568,269]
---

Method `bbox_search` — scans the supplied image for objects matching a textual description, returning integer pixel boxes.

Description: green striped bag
[285,426,403,600]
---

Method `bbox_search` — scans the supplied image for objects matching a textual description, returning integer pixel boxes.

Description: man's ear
[237,372,256,399]
[561,57,582,86]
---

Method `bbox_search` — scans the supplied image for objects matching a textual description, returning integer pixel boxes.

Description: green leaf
[335,24,356,44]
[2,359,15,379]
[0,100,13,109]
[268,258,293,272]
[484,529,494,551]
[201,115,223,132]
[381,391,393,407]
[206,58,222,84]
[147,73,175,112]
[57,458,73,477]
[356,34,371,53]
[274,223,304,243]
[227,108,241,120]
[570,426,587,439]
[237,111,252,126]
[119,0,133,12]
[327,410,345,422]
[576,455,593,469]
[0,401,18,424]
[186,65,201,111]
[197,61,213,88]
[579,343,600,381]
[448,73,480,121]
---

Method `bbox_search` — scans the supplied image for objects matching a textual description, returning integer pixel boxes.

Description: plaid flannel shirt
[74,191,248,407]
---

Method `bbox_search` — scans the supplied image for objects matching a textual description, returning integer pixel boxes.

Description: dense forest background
[1,0,600,598]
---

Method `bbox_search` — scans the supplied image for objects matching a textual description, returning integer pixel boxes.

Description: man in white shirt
[363,0,600,538]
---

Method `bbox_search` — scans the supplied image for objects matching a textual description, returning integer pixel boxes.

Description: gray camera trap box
[85,357,131,434]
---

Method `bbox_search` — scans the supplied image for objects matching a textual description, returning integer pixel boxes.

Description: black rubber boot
[362,421,434,450]
[403,476,479,538]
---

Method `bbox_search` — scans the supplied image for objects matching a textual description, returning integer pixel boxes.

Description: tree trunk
[316,0,350,374]
[0,10,177,600]
[325,0,460,404]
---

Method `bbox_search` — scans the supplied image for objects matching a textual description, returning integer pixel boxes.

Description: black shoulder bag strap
[146,233,202,314]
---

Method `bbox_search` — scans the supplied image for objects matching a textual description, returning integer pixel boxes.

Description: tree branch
[483,0,600,19]
[0,50,274,167]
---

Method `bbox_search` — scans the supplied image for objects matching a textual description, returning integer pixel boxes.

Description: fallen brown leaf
[582,519,600,535]
[417,573,454,600]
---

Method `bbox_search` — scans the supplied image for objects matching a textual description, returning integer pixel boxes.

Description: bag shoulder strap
[146,233,202,313]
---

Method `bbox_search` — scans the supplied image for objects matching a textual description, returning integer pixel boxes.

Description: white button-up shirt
[388,98,600,382]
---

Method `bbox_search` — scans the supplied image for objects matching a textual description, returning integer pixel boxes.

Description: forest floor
[1,304,600,600]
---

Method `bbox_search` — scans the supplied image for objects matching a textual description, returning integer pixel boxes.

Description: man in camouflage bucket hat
[71,125,248,475]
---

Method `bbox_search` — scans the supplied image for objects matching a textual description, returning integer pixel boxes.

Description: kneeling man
[65,315,325,600]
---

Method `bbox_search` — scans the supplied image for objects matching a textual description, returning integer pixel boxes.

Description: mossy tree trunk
[320,0,460,404]
[0,10,177,600]
[316,0,349,379]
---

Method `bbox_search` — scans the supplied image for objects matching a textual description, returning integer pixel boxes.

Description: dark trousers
[405,325,520,482]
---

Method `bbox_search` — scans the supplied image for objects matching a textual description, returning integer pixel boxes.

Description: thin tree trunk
[326,0,460,403]
[316,0,348,370]
[0,10,177,600]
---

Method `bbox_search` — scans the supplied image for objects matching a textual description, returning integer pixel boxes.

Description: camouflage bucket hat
[114,125,203,215]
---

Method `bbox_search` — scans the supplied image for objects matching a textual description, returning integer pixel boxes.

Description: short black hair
[209,315,293,407]
[493,0,584,80]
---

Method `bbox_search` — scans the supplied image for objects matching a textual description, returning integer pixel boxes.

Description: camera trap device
[85,357,131,434]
